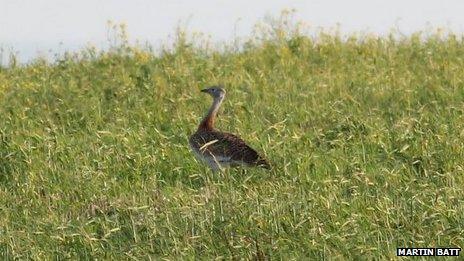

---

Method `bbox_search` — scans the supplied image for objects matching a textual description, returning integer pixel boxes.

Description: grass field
[1,17,464,259]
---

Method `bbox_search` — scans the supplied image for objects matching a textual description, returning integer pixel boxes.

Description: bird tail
[257,158,272,170]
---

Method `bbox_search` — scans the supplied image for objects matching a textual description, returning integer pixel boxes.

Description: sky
[1,0,464,63]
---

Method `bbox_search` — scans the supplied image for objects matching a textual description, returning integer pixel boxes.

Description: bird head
[201,86,226,99]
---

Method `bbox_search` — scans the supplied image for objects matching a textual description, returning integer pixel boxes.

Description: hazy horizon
[2,0,464,64]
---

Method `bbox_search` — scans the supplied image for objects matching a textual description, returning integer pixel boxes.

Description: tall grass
[1,15,463,259]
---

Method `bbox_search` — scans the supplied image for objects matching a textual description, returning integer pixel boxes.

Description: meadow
[1,17,464,259]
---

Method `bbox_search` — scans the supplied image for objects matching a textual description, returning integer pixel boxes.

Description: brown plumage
[189,86,270,171]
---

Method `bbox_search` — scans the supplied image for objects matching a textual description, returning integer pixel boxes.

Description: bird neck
[198,95,224,131]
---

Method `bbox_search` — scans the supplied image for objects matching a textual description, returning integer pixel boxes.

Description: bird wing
[190,130,269,167]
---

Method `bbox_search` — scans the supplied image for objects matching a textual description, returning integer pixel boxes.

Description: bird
[189,86,270,172]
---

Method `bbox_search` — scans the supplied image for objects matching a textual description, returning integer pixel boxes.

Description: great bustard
[189,86,270,172]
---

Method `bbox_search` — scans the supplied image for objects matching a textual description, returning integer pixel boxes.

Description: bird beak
[200,89,208,93]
